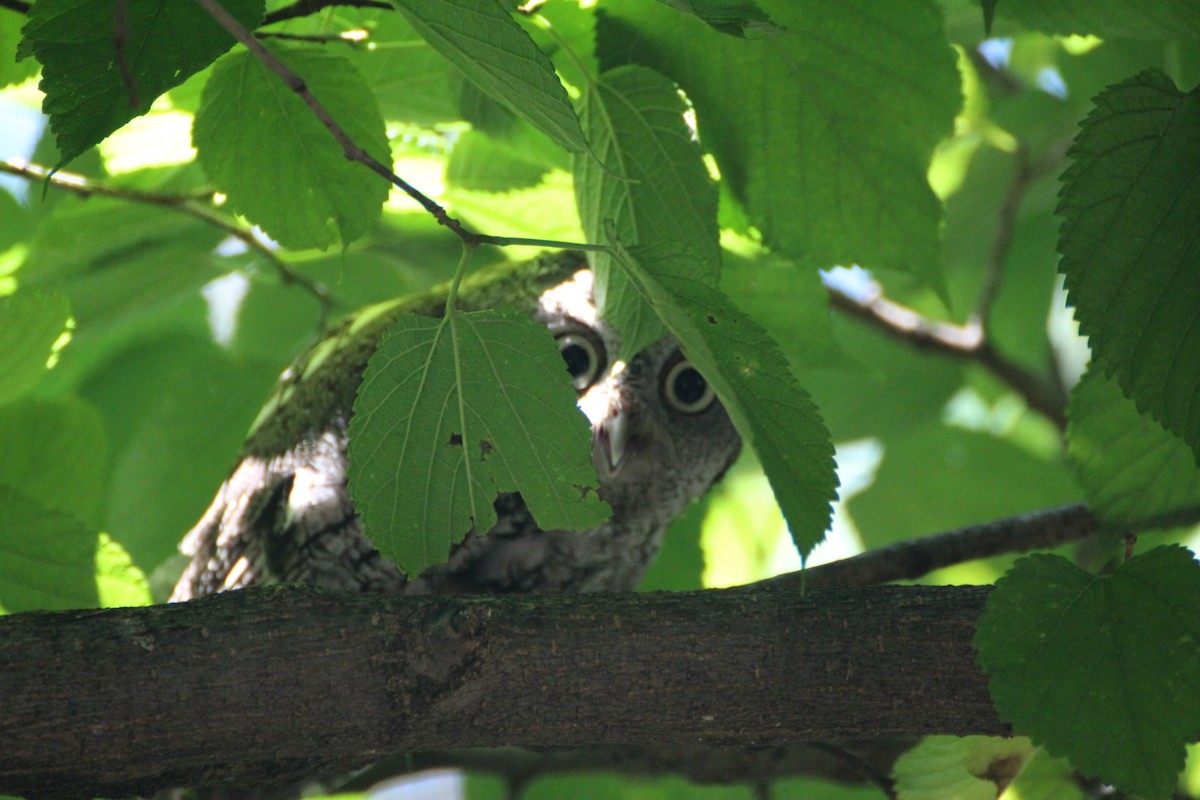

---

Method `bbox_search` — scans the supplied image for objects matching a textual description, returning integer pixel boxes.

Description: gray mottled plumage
[172,252,741,603]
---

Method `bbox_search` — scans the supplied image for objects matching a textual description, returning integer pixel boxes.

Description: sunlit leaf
[193,46,390,249]
[391,0,586,154]
[575,65,720,358]
[0,291,71,405]
[596,0,958,296]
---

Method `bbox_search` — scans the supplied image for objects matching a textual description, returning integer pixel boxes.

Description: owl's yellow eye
[662,359,715,413]
[556,331,605,391]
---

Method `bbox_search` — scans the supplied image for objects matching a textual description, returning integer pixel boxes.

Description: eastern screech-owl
[172,252,741,602]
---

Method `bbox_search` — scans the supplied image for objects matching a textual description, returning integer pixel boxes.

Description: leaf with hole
[348,309,609,575]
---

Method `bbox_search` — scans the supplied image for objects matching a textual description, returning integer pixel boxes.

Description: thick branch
[0,584,999,798]
[770,503,1097,591]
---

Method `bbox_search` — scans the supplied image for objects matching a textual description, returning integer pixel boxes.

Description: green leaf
[998,1,1200,40]
[849,422,1080,550]
[391,0,586,154]
[1068,368,1200,531]
[654,0,783,37]
[0,488,99,613]
[95,532,152,608]
[20,0,264,167]
[348,309,610,575]
[446,130,550,192]
[0,290,71,404]
[611,241,837,557]
[193,46,390,250]
[574,65,719,358]
[0,398,107,528]
[80,334,279,570]
[20,200,222,335]
[596,0,959,296]
[1058,71,1200,460]
[975,546,1200,800]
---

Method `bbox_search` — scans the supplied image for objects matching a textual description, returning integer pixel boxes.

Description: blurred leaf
[349,309,609,575]
[0,14,39,88]
[596,0,958,297]
[849,422,1080,549]
[446,129,550,192]
[80,334,278,570]
[655,0,783,37]
[1058,70,1200,460]
[639,493,707,591]
[701,466,789,587]
[999,1,1200,40]
[613,242,837,558]
[19,0,263,167]
[447,170,584,249]
[720,252,846,372]
[0,398,107,527]
[0,488,98,612]
[975,546,1200,800]
[193,45,390,249]
[346,12,460,126]
[893,736,1035,800]
[575,65,719,358]
[1068,368,1200,531]
[392,0,586,153]
[20,199,222,335]
[0,290,71,404]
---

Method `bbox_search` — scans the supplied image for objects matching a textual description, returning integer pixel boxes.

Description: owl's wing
[171,427,408,601]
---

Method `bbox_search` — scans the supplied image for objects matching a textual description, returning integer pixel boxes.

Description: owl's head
[536,270,742,527]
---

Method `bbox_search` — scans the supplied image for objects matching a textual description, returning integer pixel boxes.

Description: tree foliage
[2,0,1200,798]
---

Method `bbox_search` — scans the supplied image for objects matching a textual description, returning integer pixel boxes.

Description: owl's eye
[556,331,605,391]
[662,359,715,413]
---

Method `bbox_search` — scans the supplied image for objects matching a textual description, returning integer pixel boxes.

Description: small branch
[974,146,1031,327]
[195,0,481,245]
[262,0,391,26]
[827,281,1068,428]
[0,0,30,14]
[760,503,1098,591]
[0,159,335,321]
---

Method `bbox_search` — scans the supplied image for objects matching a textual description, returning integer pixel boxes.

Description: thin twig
[827,282,1068,428]
[973,145,1030,327]
[0,159,335,321]
[758,503,1098,591]
[257,30,368,44]
[805,742,897,800]
[0,0,30,14]
[262,0,390,26]
[195,0,481,245]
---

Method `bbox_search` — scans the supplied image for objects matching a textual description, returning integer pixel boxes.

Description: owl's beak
[596,412,631,474]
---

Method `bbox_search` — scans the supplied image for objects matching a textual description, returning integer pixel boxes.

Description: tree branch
[0,584,1000,798]
[0,0,30,15]
[764,503,1096,591]
[826,281,1068,428]
[0,159,335,322]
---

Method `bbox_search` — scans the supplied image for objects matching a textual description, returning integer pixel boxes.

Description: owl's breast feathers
[172,253,741,602]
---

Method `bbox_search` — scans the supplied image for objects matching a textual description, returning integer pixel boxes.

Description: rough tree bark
[0,583,1003,798]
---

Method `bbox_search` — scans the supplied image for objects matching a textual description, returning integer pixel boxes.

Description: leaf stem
[446,245,479,524]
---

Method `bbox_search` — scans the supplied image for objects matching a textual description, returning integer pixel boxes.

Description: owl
[171,252,742,602]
